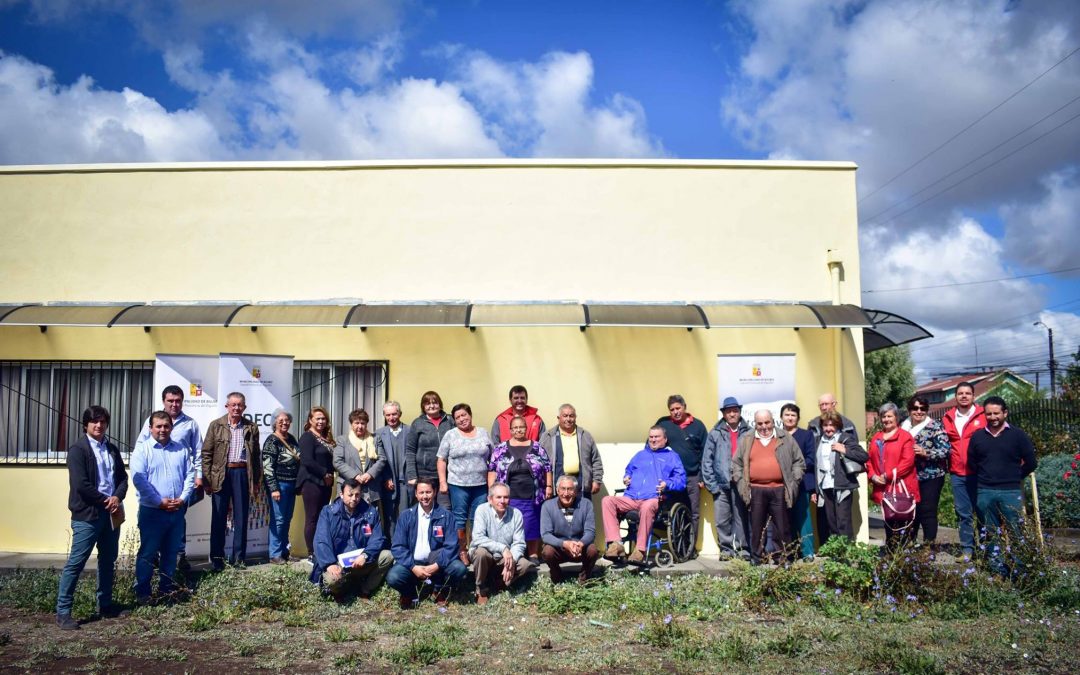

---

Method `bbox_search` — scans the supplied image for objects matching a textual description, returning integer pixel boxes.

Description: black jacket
[405,413,453,482]
[67,435,128,522]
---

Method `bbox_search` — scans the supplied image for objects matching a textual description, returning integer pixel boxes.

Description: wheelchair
[617,488,695,567]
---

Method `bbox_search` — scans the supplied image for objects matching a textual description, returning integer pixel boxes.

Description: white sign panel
[717,353,797,422]
[154,354,218,557]
[217,353,294,558]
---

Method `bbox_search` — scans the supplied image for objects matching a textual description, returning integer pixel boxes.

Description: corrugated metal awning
[0,302,910,337]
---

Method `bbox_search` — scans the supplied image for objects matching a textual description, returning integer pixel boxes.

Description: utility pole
[1034,321,1057,397]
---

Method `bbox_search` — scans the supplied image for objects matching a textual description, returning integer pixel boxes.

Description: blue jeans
[211,467,250,565]
[267,481,296,559]
[950,474,978,555]
[135,505,186,597]
[56,514,120,615]
[976,487,1024,574]
[789,488,816,558]
[386,559,468,600]
[448,484,488,530]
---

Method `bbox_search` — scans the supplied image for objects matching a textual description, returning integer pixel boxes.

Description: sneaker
[269,557,287,565]
[604,542,625,560]
[627,549,645,564]
[56,613,79,630]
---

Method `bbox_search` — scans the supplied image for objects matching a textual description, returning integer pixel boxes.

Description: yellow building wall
[0,160,860,304]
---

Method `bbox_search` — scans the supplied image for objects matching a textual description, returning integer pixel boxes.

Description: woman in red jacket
[869,402,920,550]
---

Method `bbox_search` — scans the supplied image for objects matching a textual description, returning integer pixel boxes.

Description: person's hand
[831,442,846,454]
[439,484,449,494]
[913,445,928,457]
[563,540,582,557]
[194,477,203,490]
[323,474,333,487]
[544,485,553,498]
[622,476,631,487]
[104,496,121,514]
[871,475,886,486]
[810,493,818,505]
[591,482,601,494]
[159,498,173,510]
[411,564,431,580]
[501,552,515,585]
[699,481,707,490]
[271,490,281,502]
[326,564,342,580]
[408,479,416,486]
[351,553,367,569]
[359,473,371,485]
[657,480,667,493]
[385,480,395,491]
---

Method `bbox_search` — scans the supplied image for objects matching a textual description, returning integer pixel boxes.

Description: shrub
[1030,453,1080,528]
[818,536,877,598]
[739,562,818,609]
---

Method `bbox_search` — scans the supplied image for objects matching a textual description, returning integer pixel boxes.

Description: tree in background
[864,345,916,411]
[1061,347,1080,409]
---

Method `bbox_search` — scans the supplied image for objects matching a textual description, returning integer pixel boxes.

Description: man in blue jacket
[311,478,393,600]
[601,426,686,563]
[386,479,468,609]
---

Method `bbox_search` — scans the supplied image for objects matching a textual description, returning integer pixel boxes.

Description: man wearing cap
[655,395,708,555]
[702,396,752,559]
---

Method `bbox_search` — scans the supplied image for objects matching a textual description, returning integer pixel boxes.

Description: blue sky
[1,0,1079,383]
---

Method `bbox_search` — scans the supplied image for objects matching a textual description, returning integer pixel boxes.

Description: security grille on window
[0,361,387,464]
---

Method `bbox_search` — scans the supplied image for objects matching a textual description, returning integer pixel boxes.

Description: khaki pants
[471,547,532,595]
[322,549,394,598]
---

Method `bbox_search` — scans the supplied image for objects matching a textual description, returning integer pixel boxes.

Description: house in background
[915,370,1037,418]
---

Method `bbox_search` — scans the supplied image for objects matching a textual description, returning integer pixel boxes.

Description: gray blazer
[332,436,387,504]
[538,426,604,492]
[539,494,595,548]
[375,424,409,486]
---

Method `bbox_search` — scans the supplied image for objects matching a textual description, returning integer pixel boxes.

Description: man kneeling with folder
[311,477,393,600]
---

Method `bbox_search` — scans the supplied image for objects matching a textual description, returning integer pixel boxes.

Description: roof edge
[0,157,859,175]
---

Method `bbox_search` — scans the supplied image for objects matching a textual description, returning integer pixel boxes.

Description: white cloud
[1001,168,1080,274]
[450,49,666,158]
[860,214,1045,330]
[0,51,227,163]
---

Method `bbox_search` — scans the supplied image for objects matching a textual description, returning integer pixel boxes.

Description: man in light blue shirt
[136,385,202,570]
[131,411,196,604]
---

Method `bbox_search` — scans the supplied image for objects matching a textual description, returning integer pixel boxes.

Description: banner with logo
[153,354,219,557]
[717,354,796,423]
[217,353,294,558]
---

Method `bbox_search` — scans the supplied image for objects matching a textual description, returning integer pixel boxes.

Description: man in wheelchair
[601,426,687,563]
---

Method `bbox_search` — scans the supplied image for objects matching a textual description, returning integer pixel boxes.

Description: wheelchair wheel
[666,502,695,562]
[655,549,674,567]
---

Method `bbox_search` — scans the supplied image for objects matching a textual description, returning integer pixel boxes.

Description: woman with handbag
[814,411,868,542]
[901,395,951,547]
[869,402,920,549]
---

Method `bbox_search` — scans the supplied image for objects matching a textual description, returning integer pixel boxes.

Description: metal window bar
[0,360,388,464]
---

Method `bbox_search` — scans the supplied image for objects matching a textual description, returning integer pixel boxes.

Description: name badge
[362,523,372,536]
[433,525,444,538]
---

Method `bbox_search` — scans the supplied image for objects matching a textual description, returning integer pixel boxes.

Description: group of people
[55,381,1038,628]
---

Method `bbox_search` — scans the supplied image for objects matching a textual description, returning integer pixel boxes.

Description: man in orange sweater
[491,385,546,444]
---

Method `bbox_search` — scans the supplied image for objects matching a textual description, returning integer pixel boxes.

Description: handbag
[841,455,866,476]
[881,468,916,527]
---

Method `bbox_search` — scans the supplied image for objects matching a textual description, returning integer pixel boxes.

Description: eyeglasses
[909,405,927,411]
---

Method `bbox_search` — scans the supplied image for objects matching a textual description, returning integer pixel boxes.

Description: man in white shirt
[387,479,468,609]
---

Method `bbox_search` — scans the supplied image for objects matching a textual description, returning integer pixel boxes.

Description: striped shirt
[227,420,246,464]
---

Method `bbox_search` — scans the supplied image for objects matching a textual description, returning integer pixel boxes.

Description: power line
[858,44,1080,206]
[861,107,1080,229]
[864,265,1080,293]
[860,91,1080,224]
[903,296,1080,355]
